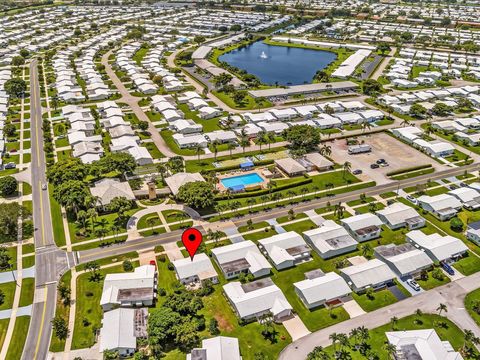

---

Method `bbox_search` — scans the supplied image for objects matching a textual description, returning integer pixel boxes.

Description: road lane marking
[33,286,48,360]
[38,182,46,246]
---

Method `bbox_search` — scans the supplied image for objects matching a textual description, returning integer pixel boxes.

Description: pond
[218,41,337,86]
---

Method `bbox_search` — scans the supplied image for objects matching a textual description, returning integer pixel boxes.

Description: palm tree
[462,329,475,353]
[329,333,339,352]
[98,218,109,239]
[320,144,332,157]
[334,203,345,219]
[414,309,423,324]
[157,163,167,184]
[437,303,447,316]
[195,144,202,161]
[401,119,412,127]
[87,208,98,234]
[307,346,330,360]
[383,343,397,359]
[212,140,220,161]
[387,316,398,330]
[267,132,276,150]
[342,161,352,179]
[260,195,269,209]
[300,187,309,200]
[287,189,296,200]
[337,333,349,350]
[147,217,156,234]
[257,131,267,151]
[362,121,372,133]
[369,202,377,213]
[224,142,235,158]
[246,198,256,212]
[361,244,372,258]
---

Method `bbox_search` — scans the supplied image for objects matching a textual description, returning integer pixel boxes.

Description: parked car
[376,159,386,164]
[460,182,468,187]
[442,262,455,275]
[449,184,459,190]
[406,278,421,291]
[370,163,379,169]
[406,195,417,204]
[380,162,389,167]
[41,183,47,190]
[387,199,396,205]
[352,169,362,175]
[4,163,16,170]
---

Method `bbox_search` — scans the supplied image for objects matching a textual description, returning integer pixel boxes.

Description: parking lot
[328,132,449,184]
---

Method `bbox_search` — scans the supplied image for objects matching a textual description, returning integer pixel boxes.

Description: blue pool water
[218,40,337,86]
[221,173,264,189]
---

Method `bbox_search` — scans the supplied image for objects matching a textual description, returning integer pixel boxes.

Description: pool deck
[217,170,269,192]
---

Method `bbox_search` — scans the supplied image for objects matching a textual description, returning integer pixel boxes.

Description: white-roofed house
[406,230,468,263]
[304,152,334,171]
[416,194,462,220]
[377,202,425,230]
[341,213,383,242]
[173,253,218,286]
[100,265,157,311]
[448,187,480,210]
[199,106,223,120]
[374,243,433,278]
[164,172,206,196]
[303,220,358,259]
[223,278,292,321]
[99,308,147,357]
[274,157,307,177]
[211,240,272,280]
[294,271,351,309]
[258,231,311,270]
[340,259,396,293]
[386,329,463,360]
[187,336,241,360]
[89,178,136,208]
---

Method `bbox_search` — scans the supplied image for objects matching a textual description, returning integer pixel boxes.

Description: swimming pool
[220,173,264,189]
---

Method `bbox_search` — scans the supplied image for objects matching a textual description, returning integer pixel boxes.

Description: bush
[158,288,166,296]
[122,259,133,272]
[386,164,432,177]
[167,262,174,271]
[450,217,464,232]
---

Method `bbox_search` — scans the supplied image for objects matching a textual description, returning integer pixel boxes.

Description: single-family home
[223,278,292,321]
[258,231,311,270]
[340,258,396,293]
[374,243,433,278]
[294,271,351,309]
[341,213,383,242]
[274,158,307,177]
[187,336,241,360]
[165,172,206,196]
[448,187,480,210]
[211,240,272,280]
[376,203,425,230]
[173,253,219,286]
[416,194,462,220]
[406,230,468,262]
[89,178,136,208]
[100,265,157,311]
[303,220,358,259]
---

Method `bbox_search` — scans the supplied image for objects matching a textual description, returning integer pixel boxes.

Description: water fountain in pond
[260,51,268,59]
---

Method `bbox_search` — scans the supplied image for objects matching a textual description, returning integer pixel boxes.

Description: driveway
[342,299,366,318]
[282,315,311,341]
[388,284,411,300]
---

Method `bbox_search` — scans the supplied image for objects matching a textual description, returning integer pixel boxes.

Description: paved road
[279,272,480,360]
[22,60,70,360]
[78,161,480,263]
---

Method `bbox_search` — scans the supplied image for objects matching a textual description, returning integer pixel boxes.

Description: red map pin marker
[182,228,203,260]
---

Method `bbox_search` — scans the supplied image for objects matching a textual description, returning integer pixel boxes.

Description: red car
[149,260,156,267]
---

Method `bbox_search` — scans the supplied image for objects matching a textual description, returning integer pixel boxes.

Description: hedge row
[215,177,313,200]
[201,159,274,175]
[387,164,432,177]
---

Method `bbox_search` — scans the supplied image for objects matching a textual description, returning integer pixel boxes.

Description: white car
[406,195,417,204]
[406,278,420,291]
[41,183,47,190]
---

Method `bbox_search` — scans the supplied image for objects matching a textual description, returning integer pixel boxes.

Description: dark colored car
[352,169,362,175]
[442,262,455,275]
[370,163,379,169]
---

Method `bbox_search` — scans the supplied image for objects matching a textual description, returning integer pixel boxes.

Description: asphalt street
[78,162,480,263]
[22,60,69,360]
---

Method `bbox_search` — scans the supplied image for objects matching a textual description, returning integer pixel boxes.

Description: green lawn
[276,212,307,224]
[22,243,35,254]
[0,319,10,351]
[49,271,71,352]
[19,278,34,307]
[161,210,190,224]
[346,197,375,207]
[72,265,126,349]
[270,255,350,331]
[352,289,398,312]
[22,253,35,269]
[453,252,480,276]
[143,142,164,159]
[416,270,451,290]
[237,221,270,233]
[321,314,476,359]
[137,213,161,230]
[49,185,66,247]
[282,219,317,233]
[160,130,197,156]
[465,288,480,327]
[22,182,32,196]
[243,228,278,242]
[5,316,30,360]
[380,191,397,199]
[0,282,17,311]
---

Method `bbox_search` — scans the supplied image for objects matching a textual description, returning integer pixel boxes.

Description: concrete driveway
[282,315,311,341]
[342,300,366,318]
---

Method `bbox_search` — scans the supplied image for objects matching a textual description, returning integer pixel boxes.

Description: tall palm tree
[212,140,220,161]
[267,132,276,150]
[329,333,339,352]
[390,316,398,330]
[195,144,202,161]
[437,303,447,316]
[462,329,475,353]
[257,131,267,151]
[342,161,352,179]
[320,144,332,157]
[334,203,345,219]
[401,119,411,127]
[227,142,236,158]
[362,121,372,133]
[383,343,397,359]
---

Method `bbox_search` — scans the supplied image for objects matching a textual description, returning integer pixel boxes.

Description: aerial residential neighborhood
[3,1,480,360]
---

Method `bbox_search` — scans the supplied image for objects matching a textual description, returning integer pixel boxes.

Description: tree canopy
[47,158,89,186]
[0,176,17,197]
[0,203,26,243]
[362,79,383,96]
[4,78,26,98]
[283,124,321,154]
[52,180,90,215]
[176,181,215,209]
